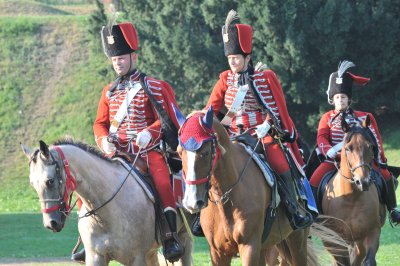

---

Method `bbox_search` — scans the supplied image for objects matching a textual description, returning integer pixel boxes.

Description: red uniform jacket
[206,69,305,167]
[317,110,387,166]
[93,71,180,154]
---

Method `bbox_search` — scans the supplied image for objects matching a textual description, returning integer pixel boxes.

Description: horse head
[21,140,71,232]
[176,107,222,213]
[341,115,376,191]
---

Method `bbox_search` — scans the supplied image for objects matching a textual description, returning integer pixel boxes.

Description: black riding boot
[311,185,320,212]
[280,171,313,229]
[71,236,85,263]
[385,178,400,226]
[163,210,185,262]
[191,212,205,237]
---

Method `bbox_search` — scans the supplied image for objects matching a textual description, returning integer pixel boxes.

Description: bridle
[179,117,256,205]
[336,135,373,184]
[34,146,77,216]
[182,136,219,186]
[33,145,138,219]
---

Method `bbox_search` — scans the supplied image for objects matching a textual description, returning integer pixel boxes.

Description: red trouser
[143,150,176,210]
[310,160,392,187]
[77,150,175,212]
[263,136,290,175]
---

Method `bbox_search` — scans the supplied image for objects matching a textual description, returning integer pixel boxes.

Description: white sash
[220,84,249,126]
[109,82,142,134]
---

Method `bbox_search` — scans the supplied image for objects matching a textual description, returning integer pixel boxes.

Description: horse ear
[39,140,50,159]
[172,103,186,128]
[20,143,32,159]
[362,114,371,128]
[341,117,350,133]
[201,106,214,130]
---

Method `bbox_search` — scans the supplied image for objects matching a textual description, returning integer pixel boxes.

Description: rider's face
[333,93,350,111]
[227,54,250,73]
[111,53,136,76]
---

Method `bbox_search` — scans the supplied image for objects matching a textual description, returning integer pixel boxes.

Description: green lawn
[0,212,399,265]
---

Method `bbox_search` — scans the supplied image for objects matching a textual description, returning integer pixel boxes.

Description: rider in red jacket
[68,22,184,263]
[204,10,315,229]
[310,60,400,225]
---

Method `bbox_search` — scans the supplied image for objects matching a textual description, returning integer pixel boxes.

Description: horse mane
[53,137,112,163]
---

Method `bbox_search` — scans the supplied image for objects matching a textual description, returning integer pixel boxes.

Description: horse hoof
[71,248,85,264]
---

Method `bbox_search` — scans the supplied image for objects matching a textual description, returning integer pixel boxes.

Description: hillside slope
[0,2,113,211]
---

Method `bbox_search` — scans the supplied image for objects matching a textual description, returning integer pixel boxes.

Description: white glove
[102,137,116,155]
[326,142,343,159]
[136,130,152,149]
[255,120,271,139]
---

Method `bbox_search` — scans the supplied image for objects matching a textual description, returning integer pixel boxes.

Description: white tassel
[225,10,239,28]
[223,10,239,42]
[107,4,118,33]
[337,60,355,78]
[255,61,267,72]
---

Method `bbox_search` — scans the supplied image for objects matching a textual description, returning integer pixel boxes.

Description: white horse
[21,138,192,266]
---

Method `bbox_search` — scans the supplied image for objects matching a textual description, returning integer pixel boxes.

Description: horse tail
[310,217,350,262]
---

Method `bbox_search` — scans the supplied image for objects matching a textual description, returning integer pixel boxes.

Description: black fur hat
[326,60,370,104]
[222,10,252,56]
[101,22,138,57]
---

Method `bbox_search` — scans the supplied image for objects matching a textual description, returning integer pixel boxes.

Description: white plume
[107,4,118,33]
[337,60,355,78]
[255,61,267,72]
[225,10,239,28]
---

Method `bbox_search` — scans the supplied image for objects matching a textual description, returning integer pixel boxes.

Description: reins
[209,137,260,205]
[78,148,142,219]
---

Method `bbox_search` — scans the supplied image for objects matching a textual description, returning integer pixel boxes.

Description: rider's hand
[136,130,152,149]
[102,137,116,155]
[326,142,343,159]
[255,119,271,139]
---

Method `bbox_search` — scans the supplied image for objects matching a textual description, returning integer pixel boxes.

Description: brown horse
[320,115,386,265]
[175,108,317,266]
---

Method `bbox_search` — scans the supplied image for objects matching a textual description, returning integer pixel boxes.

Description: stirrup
[292,211,313,230]
[163,233,184,263]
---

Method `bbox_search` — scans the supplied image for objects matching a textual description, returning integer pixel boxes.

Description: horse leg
[177,230,193,266]
[360,227,380,266]
[278,229,307,266]
[85,251,107,266]
[237,242,262,266]
[264,246,280,266]
[144,249,160,266]
[210,248,232,266]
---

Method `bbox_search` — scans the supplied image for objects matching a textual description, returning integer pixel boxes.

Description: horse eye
[46,179,55,186]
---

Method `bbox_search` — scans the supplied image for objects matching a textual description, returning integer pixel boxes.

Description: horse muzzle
[354,176,371,192]
[43,212,65,232]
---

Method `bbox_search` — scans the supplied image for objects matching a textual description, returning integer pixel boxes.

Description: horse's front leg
[85,250,108,266]
[279,228,308,266]
[238,243,262,266]
[355,227,380,266]
[209,248,232,266]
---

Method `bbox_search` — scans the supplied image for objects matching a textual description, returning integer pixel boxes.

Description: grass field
[0,212,400,265]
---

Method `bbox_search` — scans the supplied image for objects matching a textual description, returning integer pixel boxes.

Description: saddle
[234,132,264,154]
[316,169,386,213]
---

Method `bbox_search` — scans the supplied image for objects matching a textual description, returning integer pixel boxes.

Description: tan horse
[320,116,386,265]
[175,108,317,266]
[21,138,192,266]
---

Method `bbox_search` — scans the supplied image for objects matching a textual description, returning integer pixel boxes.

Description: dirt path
[0,257,74,266]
